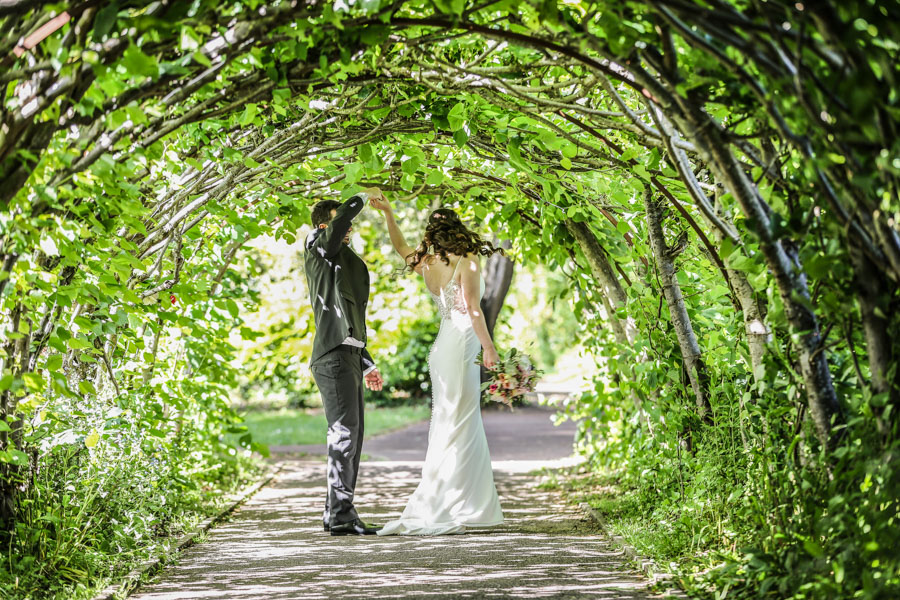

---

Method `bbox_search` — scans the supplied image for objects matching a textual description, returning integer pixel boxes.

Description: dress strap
[451,255,465,279]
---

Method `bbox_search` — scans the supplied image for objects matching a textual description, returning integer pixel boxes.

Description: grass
[538,466,702,565]
[241,403,431,447]
[2,452,264,600]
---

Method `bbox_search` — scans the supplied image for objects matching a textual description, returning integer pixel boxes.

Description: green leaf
[122,45,159,79]
[67,336,93,350]
[632,163,651,181]
[1,450,29,466]
[46,354,63,371]
[126,103,148,126]
[252,441,270,458]
[85,429,100,448]
[345,163,364,185]
[426,171,444,186]
[0,420,9,432]
[22,373,43,392]
[92,2,119,41]
[453,129,469,147]
[401,153,421,176]
[79,381,97,395]
[360,25,389,45]
[358,143,373,163]
[620,147,638,162]
[803,538,824,559]
[192,51,212,67]
[239,104,258,126]
[448,102,466,131]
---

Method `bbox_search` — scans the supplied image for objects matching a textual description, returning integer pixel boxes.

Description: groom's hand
[364,369,384,391]
[362,186,384,201]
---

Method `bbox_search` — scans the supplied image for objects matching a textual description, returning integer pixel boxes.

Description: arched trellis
[2,3,899,593]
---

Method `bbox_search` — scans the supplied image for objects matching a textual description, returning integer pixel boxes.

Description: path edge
[579,501,686,596]
[91,465,283,600]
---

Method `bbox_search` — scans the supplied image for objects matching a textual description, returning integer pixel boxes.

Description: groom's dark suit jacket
[304,193,375,372]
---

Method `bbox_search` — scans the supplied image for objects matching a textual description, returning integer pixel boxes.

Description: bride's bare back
[419,254,465,297]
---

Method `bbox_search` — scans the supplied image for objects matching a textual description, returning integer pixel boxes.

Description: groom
[305,187,385,536]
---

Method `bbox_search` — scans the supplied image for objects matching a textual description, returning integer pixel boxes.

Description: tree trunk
[566,218,654,429]
[644,191,714,422]
[566,219,636,343]
[642,72,845,449]
[850,241,899,426]
[480,242,514,338]
[710,188,770,380]
[0,302,27,528]
[647,102,770,379]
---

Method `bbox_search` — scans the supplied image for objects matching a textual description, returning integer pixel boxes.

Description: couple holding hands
[304,187,505,536]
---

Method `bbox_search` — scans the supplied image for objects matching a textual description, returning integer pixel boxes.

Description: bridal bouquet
[479,348,542,407]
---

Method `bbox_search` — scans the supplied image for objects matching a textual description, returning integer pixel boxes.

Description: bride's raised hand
[369,194,391,214]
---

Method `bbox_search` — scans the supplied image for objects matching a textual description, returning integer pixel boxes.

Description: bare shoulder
[457,253,481,275]
[461,253,481,266]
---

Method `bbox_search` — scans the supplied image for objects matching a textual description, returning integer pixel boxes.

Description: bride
[369,196,505,535]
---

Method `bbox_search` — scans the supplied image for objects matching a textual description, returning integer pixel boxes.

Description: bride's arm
[370,195,417,266]
[459,256,500,367]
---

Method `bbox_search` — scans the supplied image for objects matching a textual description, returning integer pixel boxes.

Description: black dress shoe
[324,519,377,532]
[329,519,382,536]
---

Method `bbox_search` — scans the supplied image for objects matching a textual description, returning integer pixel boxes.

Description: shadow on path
[131,407,664,600]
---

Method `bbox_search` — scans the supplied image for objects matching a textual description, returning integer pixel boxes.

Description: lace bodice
[430,277,467,320]
[428,257,483,320]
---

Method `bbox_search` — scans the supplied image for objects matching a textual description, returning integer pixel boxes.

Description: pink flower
[489,384,499,393]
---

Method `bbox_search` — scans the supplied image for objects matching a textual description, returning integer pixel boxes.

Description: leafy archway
[2,1,899,597]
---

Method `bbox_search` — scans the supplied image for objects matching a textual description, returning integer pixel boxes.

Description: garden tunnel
[2,1,900,598]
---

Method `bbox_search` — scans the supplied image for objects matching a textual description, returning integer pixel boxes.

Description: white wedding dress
[378,258,504,535]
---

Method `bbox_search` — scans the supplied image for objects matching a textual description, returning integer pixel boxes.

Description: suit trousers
[311,346,365,526]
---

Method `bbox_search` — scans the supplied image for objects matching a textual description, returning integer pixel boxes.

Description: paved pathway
[272,405,580,462]
[131,405,665,600]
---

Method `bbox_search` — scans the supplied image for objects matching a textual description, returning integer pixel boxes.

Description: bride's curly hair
[405,208,504,272]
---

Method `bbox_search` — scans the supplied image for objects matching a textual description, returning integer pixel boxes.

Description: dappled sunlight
[131,460,661,600]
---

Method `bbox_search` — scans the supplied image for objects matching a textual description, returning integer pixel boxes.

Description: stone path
[130,406,665,600]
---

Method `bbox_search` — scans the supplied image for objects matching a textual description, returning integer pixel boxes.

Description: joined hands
[367,189,391,214]
[363,188,386,201]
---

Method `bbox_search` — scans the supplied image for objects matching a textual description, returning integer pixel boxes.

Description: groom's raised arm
[311,192,368,258]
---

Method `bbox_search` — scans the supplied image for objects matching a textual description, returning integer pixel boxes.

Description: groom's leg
[312,348,363,527]
[350,370,365,493]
